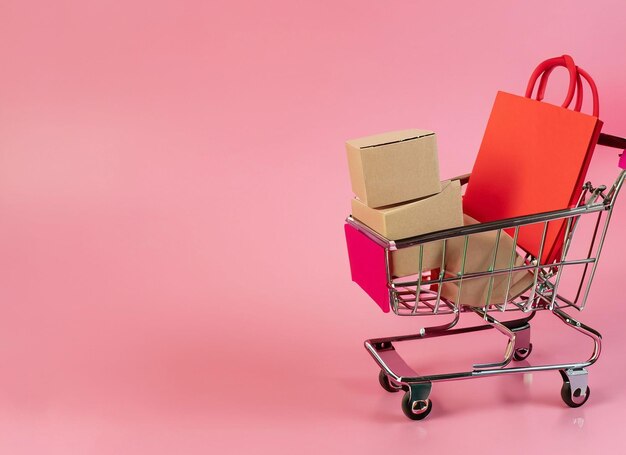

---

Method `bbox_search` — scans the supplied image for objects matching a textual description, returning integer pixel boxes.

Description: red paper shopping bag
[463,55,603,264]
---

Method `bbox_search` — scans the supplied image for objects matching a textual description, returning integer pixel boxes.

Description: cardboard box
[440,215,535,307]
[351,180,464,278]
[351,180,463,240]
[346,129,441,208]
[389,241,446,278]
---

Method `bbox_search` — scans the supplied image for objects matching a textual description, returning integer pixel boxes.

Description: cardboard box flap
[346,129,434,150]
[350,179,463,240]
[376,180,452,212]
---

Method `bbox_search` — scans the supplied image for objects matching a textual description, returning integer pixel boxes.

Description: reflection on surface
[559,407,587,431]
[523,372,533,386]
[413,426,428,439]
[573,416,585,428]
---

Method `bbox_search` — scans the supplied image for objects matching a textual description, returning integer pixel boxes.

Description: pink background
[1,0,626,453]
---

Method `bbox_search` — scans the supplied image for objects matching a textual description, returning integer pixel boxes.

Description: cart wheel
[513,343,533,361]
[378,370,401,393]
[401,392,433,421]
[561,382,591,408]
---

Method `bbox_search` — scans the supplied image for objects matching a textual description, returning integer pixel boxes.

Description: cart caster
[560,369,590,408]
[378,370,402,393]
[401,392,432,421]
[561,383,590,408]
[513,343,533,361]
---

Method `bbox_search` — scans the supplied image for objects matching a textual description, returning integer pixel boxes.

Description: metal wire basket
[345,134,626,420]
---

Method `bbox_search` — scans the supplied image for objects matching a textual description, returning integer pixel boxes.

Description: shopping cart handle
[598,133,626,150]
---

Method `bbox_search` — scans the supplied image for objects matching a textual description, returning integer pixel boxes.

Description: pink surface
[1,1,626,453]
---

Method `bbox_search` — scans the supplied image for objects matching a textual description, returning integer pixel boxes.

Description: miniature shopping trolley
[345,133,626,420]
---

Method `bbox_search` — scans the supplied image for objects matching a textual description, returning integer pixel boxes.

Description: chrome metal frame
[349,137,625,417]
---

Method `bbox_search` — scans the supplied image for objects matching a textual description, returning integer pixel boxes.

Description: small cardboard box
[351,180,462,240]
[346,129,441,208]
[351,179,464,277]
[389,240,446,278]
[441,214,535,307]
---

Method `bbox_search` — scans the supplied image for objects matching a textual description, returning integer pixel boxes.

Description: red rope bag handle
[525,54,599,117]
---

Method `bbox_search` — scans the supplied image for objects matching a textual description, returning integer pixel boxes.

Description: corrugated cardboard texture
[390,240,445,278]
[347,129,434,149]
[441,214,534,307]
[351,180,463,240]
[346,129,441,208]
